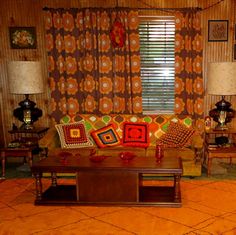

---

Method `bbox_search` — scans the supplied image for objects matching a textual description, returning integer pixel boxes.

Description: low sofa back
[60,114,193,147]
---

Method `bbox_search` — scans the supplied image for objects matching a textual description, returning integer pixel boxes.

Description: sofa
[38,114,203,177]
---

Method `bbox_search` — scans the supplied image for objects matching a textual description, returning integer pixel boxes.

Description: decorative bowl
[74,153,81,158]
[119,152,136,161]
[89,155,107,163]
[58,151,72,165]
[58,151,73,158]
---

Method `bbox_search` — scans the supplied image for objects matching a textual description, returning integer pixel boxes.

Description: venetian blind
[139,16,175,114]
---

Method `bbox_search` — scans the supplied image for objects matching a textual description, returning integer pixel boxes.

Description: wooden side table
[8,127,49,147]
[0,147,33,178]
[0,127,49,178]
[204,128,236,176]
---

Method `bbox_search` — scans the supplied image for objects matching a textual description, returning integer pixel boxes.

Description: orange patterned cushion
[157,122,195,148]
[55,121,93,148]
[122,122,150,148]
[91,124,121,148]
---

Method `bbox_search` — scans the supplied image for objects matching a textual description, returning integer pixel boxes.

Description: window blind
[139,16,175,114]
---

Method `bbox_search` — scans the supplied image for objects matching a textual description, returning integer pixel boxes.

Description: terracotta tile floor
[0,178,236,235]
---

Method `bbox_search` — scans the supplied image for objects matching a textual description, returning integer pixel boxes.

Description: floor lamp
[8,61,44,130]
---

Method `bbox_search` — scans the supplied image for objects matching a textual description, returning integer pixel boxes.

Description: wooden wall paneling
[0,0,236,146]
[202,0,236,129]
[0,87,6,147]
[0,0,51,145]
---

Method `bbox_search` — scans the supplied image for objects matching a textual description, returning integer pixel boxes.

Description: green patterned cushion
[60,114,194,146]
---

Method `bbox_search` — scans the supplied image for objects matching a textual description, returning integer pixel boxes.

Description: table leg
[51,172,57,187]
[34,172,42,201]
[27,150,33,168]
[1,151,5,179]
[39,147,48,160]
[207,157,212,176]
[174,174,181,202]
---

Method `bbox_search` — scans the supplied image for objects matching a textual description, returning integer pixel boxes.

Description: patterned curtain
[44,8,142,123]
[174,10,204,132]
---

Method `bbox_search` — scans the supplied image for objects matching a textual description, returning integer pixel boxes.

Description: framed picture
[235,24,236,40]
[208,20,228,42]
[9,27,37,49]
[234,44,236,61]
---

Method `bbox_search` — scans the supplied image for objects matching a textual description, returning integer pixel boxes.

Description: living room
[1,0,236,234]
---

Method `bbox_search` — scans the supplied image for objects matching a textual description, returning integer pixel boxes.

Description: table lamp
[8,61,44,130]
[207,62,236,130]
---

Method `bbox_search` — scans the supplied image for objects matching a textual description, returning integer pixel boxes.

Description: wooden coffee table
[31,149,183,207]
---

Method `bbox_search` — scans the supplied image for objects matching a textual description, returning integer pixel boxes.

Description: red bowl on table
[119,152,136,161]
[58,151,73,158]
[89,155,107,163]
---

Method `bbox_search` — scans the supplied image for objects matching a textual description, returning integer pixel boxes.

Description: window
[139,16,175,114]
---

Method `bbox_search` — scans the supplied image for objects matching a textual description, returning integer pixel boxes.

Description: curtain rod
[43,7,202,12]
[137,7,202,11]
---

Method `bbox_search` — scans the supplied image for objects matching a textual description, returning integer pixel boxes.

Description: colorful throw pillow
[55,121,93,148]
[91,124,121,148]
[157,122,195,148]
[122,122,150,148]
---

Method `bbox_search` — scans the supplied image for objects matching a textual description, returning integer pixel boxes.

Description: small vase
[155,144,164,162]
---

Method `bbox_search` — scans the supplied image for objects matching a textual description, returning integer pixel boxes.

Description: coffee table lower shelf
[35,185,181,207]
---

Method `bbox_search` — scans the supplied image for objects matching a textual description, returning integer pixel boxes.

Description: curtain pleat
[44,8,142,123]
[174,11,204,132]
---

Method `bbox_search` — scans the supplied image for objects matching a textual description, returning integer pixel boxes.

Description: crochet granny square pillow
[55,121,93,148]
[122,122,150,148]
[91,124,121,148]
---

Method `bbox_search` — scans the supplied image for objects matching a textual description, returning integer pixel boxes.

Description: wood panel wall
[0,0,235,146]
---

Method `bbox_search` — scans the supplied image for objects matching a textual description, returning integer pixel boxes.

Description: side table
[1,127,49,178]
[1,147,34,178]
[204,128,236,176]
[8,127,49,147]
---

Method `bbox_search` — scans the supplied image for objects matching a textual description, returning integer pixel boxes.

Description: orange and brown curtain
[44,8,142,123]
[174,10,204,132]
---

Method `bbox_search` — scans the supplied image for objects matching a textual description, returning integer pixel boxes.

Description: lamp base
[13,94,42,129]
[20,122,34,130]
[209,96,235,130]
[214,123,228,130]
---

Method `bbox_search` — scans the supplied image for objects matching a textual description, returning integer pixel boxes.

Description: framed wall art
[235,24,236,40]
[234,44,236,61]
[208,20,228,42]
[9,27,37,49]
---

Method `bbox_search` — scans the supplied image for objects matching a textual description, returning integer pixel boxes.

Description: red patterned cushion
[91,124,121,148]
[157,122,195,148]
[55,121,93,148]
[122,122,150,148]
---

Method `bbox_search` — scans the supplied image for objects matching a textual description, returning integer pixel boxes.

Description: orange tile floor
[0,178,236,234]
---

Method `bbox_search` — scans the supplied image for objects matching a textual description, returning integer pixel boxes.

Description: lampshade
[207,62,236,95]
[8,61,44,94]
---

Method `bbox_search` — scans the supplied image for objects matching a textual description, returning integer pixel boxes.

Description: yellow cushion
[38,127,60,150]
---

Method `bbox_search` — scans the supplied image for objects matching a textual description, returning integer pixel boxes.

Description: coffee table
[31,149,183,207]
